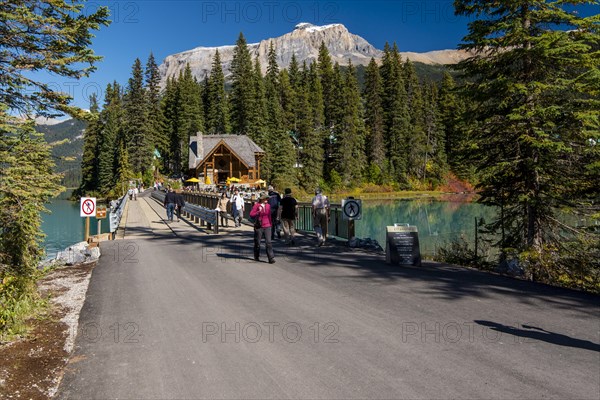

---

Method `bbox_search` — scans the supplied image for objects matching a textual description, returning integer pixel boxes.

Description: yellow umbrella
[185,177,200,183]
[229,177,241,182]
[204,176,212,185]
[254,179,266,187]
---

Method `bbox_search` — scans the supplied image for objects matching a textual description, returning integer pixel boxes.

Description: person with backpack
[249,194,275,263]
[277,188,298,246]
[312,188,330,246]
[267,185,282,240]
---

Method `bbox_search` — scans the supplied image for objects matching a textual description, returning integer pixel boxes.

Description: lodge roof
[191,134,264,169]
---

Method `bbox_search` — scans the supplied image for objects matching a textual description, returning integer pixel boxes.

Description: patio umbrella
[254,179,266,186]
[185,177,200,183]
[229,177,241,182]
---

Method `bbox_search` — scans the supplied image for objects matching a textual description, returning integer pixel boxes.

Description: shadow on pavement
[475,320,600,352]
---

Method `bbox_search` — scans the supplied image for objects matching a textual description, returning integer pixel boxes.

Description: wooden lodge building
[188,133,265,185]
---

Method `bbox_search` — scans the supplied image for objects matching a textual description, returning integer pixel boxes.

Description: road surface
[58,191,600,399]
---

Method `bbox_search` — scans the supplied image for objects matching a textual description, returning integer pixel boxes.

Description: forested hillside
[35,119,87,187]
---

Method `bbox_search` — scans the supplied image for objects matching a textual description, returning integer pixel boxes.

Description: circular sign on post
[80,197,96,217]
[342,198,362,221]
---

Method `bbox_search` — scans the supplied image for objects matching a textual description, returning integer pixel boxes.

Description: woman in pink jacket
[249,194,275,263]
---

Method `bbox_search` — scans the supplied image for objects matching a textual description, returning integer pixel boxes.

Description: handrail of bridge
[180,192,354,240]
[109,194,128,235]
[151,190,219,234]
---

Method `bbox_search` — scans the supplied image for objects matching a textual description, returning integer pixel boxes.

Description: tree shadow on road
[475,320,600,352]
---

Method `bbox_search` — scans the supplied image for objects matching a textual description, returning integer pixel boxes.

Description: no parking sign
[80,197,96,217]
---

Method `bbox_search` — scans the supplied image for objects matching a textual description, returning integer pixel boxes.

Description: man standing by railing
[278,188,298,246]
[231,188,245,228]
[312,188,330,246]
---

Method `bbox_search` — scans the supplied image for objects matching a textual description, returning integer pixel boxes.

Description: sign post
[386,224,421,266]
[80,197,96,242]
[96,205,107,236]
[342,198,362,239]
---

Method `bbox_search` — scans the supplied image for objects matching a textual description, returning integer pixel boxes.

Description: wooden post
[84,217,90,242]
[97,220,102,236]
[348,219,355,239]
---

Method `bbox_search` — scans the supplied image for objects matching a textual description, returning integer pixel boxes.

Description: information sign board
[386,225,421,266]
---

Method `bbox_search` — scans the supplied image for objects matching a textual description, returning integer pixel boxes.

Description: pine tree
[124,58,152,175]
[422,81,447,186]
[381,43,411,185]
[78,93,101,193]
[248,58,268,148]
[404,59,427,181]
[363,58,386,175]
[206,50,230,134]
[438,72,465,176]
[300,62,326,190]
[0,1,109,117]
[0,112,64,284]
[173,65,204,173]
[334,61,366,186]
[161,76,178,173]
[97,82,123,192]
[454,0,600,253]
[317,43,335,129]
[145,52,168,158]
[229,32,255,135]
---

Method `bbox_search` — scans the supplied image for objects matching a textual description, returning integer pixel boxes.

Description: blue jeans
[166,203,175,221]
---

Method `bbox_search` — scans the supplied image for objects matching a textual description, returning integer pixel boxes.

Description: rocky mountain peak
[158,23,470,86]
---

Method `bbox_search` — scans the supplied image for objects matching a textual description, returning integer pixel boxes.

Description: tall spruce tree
[363,58,386,176]
[381,43,411,185]
[438,72,465,174]
[422,81,447,186]
[317,43,335,129]
[78,93,101,193]
[145,53,168,159]
[454,0,600,253]
[206,50,230,134]
[334,61,366,186]
[161,76,178,172]
[404,59,428,181]
[97,82,123,192]
[174,65,204,173]
[300,62,326,189]
[125,58,152,175]
[248,58,268,147]
[263,43,296,187]
[229,33,255,135]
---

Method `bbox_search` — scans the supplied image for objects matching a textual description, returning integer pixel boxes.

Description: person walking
[163,188,178,222]
[311,188,330,246]
[231,188,245,227]
[277,188,298,246]
[267,185,282,240]
[217,192,229,227]
[174,191,186,222]
[133,186,138,201]
[249,194,275,263]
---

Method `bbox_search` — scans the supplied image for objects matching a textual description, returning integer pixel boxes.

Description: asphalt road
[58,192,600,399]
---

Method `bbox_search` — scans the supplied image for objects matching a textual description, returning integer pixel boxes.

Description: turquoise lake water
[41,192,110,259]
[42,193,493,259]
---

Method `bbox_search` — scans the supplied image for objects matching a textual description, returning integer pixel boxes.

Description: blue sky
[39,0,597,113]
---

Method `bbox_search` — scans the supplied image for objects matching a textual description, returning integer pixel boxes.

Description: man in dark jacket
[267,185,282,240]
[175,191,186,222]
[163,188,178,222]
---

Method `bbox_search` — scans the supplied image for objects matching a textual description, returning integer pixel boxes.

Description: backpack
[268,193,280,210]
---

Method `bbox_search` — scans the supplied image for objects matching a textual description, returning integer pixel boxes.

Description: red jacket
[249,202,272,228]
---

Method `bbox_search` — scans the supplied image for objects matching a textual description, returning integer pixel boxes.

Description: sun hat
[259,193,269,201]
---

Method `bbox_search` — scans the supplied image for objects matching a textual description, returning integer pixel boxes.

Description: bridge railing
[109,194,128,234]
[180,192,354,240]
[152,191,219,233]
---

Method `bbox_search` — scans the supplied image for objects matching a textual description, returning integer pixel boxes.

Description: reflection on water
[41,192,110,259]
[355,198,496,257]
